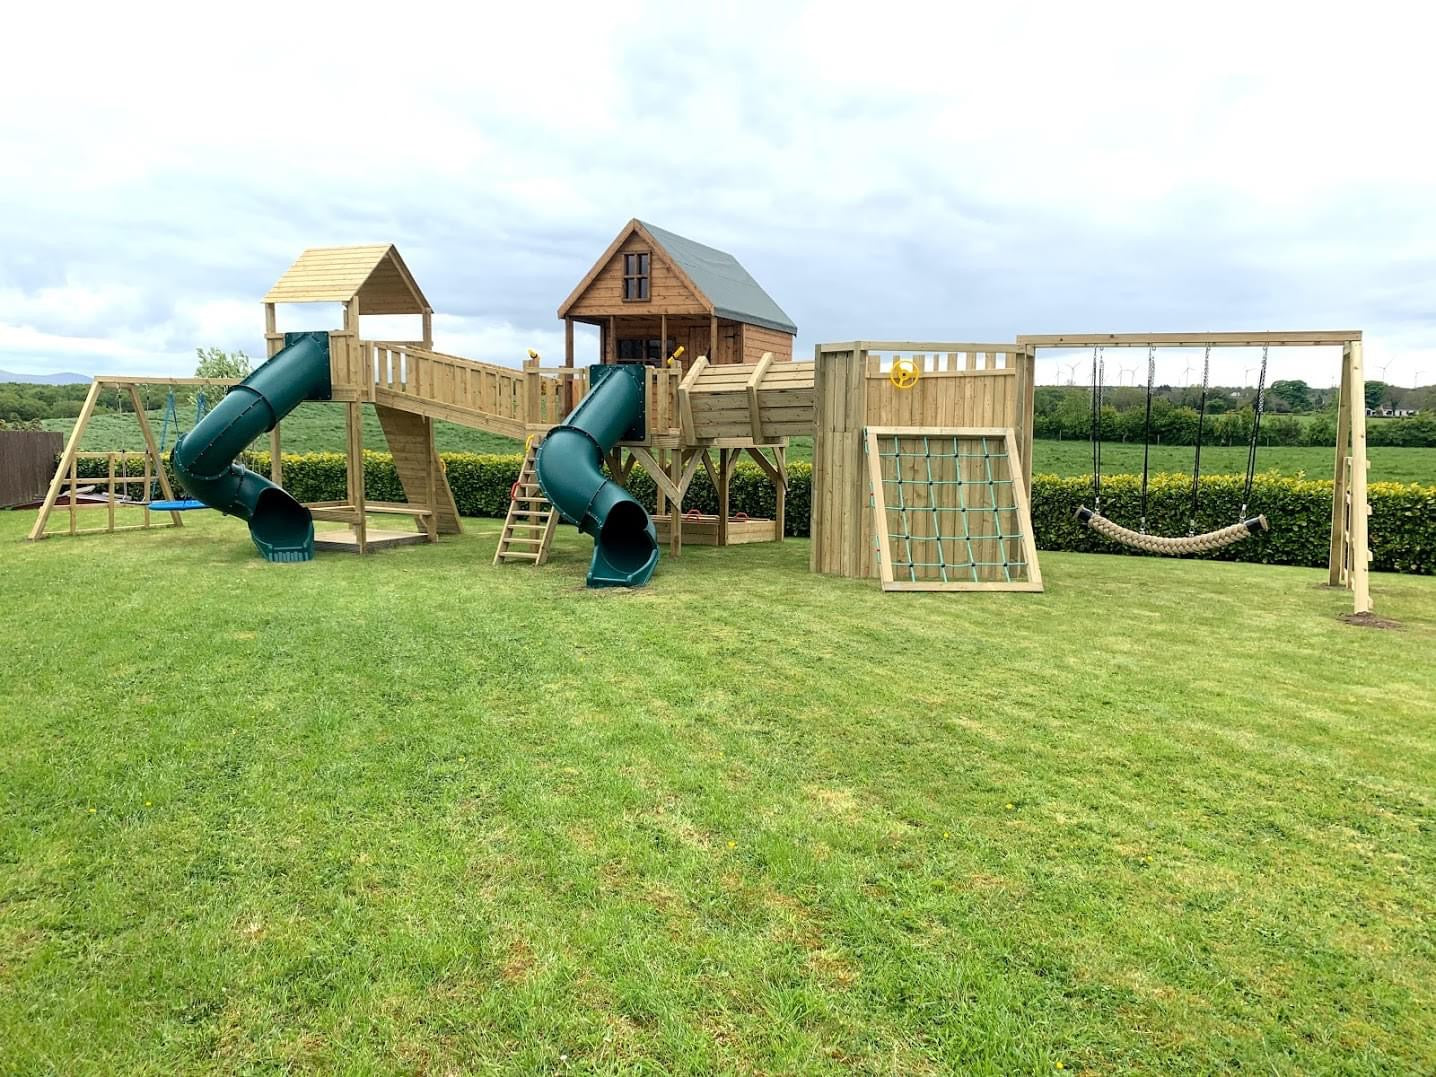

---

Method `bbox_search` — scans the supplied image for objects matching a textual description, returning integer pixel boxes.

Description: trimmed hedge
[70,451,1433,575]
[1029,472,1433,575]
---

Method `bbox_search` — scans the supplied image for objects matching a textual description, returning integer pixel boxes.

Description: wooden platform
[313,528,432,553]
[654,514,777,546]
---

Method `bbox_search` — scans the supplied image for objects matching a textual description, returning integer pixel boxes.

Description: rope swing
[1075,344,1269,555]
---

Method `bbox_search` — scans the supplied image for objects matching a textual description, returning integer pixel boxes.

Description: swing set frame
[1016,331,1372,615]
[26,376,262,542]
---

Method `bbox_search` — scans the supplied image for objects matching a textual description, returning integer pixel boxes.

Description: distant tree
[1364,380,1388,410]
[195,347,251,403]
[1268,379,1312,412]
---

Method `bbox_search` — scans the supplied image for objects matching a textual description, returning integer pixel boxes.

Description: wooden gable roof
[558,220,796,334]
[263,244,431,315]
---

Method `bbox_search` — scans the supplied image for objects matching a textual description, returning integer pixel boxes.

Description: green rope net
[870,434,1029,584]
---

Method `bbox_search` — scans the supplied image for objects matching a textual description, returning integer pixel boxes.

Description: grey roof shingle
[638,220,796,335]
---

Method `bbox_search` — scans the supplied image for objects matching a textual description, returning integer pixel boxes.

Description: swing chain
[1090,345,1105,516]
[1188,345,1211,536]
[1139,345,1155,533]
[1240,344,1269,518]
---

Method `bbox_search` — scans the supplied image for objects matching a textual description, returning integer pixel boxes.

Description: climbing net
[864,427,1042,591]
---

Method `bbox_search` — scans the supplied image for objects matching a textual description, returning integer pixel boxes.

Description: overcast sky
[2,0,1432,388]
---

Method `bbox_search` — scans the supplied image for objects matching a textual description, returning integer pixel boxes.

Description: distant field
[1031,439,1436,485]
[41,411,1436,484]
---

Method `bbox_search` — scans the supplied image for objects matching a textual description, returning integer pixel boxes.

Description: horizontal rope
[878,452,1013,460]
[890,565,1028,574]
[878,479,1016,488]
[880,505,1020,513]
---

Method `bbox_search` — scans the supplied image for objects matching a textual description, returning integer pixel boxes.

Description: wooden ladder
[494,440,559,566]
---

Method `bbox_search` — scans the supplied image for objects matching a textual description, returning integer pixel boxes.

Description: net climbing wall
[863,426,1043,592]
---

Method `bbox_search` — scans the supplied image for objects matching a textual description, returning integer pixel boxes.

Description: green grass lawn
[43,409,1435,484]
[2,510,1433,1071]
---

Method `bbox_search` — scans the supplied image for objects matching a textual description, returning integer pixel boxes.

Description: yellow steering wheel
[889,358,921,390]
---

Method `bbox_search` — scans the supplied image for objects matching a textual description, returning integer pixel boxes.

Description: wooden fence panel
[0,430,63,507]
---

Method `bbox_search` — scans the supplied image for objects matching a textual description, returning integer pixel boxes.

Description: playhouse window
[622,252,650,301]
[617,338,676,364]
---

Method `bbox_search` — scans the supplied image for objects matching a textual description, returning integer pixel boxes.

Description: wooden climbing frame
[27,377,240,542]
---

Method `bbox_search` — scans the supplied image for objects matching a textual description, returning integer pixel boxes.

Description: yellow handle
[666,345,686,367]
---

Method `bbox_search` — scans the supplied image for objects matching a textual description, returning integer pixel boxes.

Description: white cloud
[0,0,1432,390]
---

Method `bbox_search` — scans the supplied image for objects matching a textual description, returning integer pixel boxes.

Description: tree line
[0,349,251,424]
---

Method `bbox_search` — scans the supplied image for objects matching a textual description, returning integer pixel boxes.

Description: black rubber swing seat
[1075,506,1268,555]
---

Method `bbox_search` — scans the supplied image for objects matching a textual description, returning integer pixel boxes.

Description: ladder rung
[499,551,541,561]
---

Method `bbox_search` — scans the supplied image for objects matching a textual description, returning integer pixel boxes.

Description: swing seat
[150,498,210,512]
[1075,506,1268,555]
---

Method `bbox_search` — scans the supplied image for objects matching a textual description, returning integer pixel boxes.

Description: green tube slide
[171,331,331,563]
[535,363,659,587]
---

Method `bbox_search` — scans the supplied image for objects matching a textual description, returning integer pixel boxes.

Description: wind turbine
[1065,360,1081,386]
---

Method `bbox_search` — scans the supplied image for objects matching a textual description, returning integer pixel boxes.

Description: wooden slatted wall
[811,342,1035,580]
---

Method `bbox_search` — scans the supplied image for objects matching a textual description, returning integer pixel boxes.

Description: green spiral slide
[171,331,331,563]
[535,363,659,587]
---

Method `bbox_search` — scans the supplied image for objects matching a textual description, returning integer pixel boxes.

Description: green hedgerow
[70,452,1432,575]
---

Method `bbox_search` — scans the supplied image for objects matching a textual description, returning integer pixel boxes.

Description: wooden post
[421,309,433,349]
[710,314,719,364]
[68,453,77,535]
[810,344,868,577]
[606,316,615,364]
[264,301,285,367]
[1347,339,1371,614]
[669,449,683,557]
[28,380,101,540]
[106,453,116,533]
[717,448,731,546]
[774,445,786,542]
[747,352,772,442]
[1020,345,1036,495]
[141,449,153,529]
[1328,349,1354,586]
[523,354,541,425]
[424,416,438,540]
[346,400,367,553]
[659,313,667,368]
[564,316,575,413]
